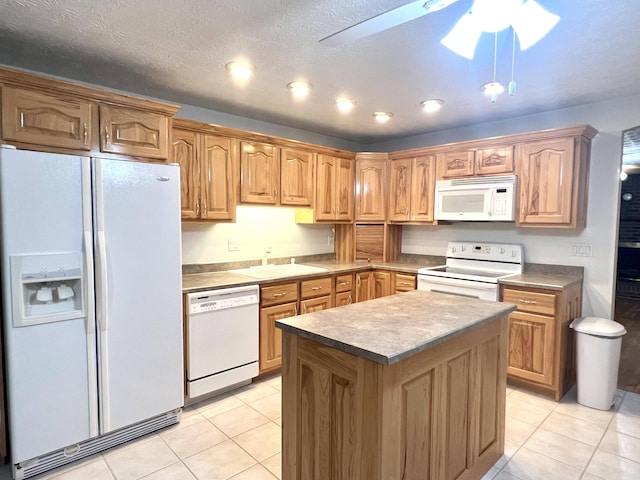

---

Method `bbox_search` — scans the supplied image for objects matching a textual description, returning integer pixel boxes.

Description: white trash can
[569,317,627,410]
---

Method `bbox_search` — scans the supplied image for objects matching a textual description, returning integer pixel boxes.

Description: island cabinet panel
[1,86,93,151]
[281,314,508,480]
[240,141,279,204]
[280,148,314,206]
[100,105,169,159]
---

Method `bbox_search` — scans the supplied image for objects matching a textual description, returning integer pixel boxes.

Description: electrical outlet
[328,234,334,245]
[570,243,592,257]
[227,239,239,252]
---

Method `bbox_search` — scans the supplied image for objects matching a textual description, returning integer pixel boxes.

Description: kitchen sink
[230,264,328,279]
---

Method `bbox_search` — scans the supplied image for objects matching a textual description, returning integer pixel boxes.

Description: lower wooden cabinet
[260,302,297,374]
[500,282,582,400]
[355,272,372,302]
[393,273,416,293]
[372,270,392,299]
[301,296,332,314]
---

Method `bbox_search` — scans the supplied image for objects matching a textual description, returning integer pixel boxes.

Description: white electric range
[417,241,524,301]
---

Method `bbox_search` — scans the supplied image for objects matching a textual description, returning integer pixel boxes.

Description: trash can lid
[569,317,627,337]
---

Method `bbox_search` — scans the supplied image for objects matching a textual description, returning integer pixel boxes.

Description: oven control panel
[447,241,523,263]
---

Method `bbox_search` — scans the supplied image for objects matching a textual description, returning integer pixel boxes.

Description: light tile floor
[1,374,639,480]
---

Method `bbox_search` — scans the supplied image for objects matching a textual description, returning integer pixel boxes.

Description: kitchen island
[276,290,516,480]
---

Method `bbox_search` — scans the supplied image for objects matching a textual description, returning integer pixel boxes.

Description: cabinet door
[394,273,416,293]
[260,302,297,373]
[335,158,354,221]
[315,155,336,220]
[355,159,386,221]
[476,146,514,175]
[100,105,169,159]
[517,138,575,226]
[355,272,372,303]
[507,311,555,386]
[240,141,279,204]
[441,150,475,178]
[301,295,332,314]
[281,148,313,206]
[2,86,92,150]
[388,159,411,221]
[171,129,200,219]
[372,271,392,299]
[200,135,237,221]
[411,155,436,222]
[334,291,353,307]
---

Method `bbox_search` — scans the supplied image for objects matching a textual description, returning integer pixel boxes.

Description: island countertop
[276,289,516,365]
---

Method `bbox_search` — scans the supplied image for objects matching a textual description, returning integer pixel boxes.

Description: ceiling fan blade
[319,0,461,46]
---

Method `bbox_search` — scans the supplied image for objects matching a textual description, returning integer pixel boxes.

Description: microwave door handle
[487,190,494,217]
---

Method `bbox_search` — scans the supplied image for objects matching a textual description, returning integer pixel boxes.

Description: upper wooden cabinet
[388,154,436,222]
[1,86,92,151]
[0,67,179,161]
[240,141,279,204]
[315,155,354,222]
[355,154,387,222]
[516,137,583,227]
[280,148,314,206]
[439,146,513,178]
[100,105,169,159]
[172,122,237,221]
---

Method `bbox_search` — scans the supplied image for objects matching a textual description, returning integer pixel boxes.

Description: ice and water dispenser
[10,252,85,327]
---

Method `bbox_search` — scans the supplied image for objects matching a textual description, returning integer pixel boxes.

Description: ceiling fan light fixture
[372,111,393,123]
[225,61,254,80]
[471,0,523,33]
[511,0,560,50]
[440,10,483,60]
[420,99,444,113]
[335,97,356,113]
[287,81,312,99]
[482,82,504,96]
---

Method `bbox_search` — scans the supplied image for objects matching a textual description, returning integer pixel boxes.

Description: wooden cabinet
[335,274,354,306]
[440,147,513,178]
[300,276,333,314]
[315,155,354,221]
[516,136,591,228]
[240,141,279,204]
[393,273,416,293]
[355,155,387,221]
[280,148,314,206]
[388,155,436,222]
[355,271,372,303]
[372,270,392,299]
[172,125,237,221]
[100,105,169,159]
[501,282,582,400]
[300,296,332,314]
[260,281,299,374]
[1,86,92,151]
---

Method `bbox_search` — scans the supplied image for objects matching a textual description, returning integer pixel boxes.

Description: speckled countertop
[499,273,583,290]
[181,259,442,293]
[276,289,516,365]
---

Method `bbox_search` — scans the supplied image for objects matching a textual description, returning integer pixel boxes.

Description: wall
[181,206,334,264]
[369,95,640,319]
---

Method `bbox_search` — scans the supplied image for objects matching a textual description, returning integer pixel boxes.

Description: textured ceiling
[0,0,639,143]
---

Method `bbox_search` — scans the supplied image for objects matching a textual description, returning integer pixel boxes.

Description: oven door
[417,274,498,301]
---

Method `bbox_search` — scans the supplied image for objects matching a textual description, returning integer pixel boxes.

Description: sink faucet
[262,247,272,266]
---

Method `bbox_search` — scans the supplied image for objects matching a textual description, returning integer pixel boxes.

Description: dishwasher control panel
[187,286,259,314]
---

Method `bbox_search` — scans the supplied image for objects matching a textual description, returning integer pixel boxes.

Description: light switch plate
[228,239,239,252]
[570,243,592,257]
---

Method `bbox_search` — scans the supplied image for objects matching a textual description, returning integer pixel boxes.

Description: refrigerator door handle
[96,230,109,332]
[81,157,99,438]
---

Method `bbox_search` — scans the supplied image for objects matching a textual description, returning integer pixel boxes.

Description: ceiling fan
[320,0,559,60]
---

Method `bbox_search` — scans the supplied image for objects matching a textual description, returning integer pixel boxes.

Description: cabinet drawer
[261,282,298,307]
[335,274,353,293]
[300,277,332,299]
[502,288,556,316]
[394,273,416,292]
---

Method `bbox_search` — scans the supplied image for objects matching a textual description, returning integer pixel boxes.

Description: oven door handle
[417,275,497,290]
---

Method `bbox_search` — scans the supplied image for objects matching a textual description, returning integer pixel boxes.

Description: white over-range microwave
[434,175,517,221]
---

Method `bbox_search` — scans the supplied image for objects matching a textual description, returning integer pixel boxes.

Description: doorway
[616,125,640,393]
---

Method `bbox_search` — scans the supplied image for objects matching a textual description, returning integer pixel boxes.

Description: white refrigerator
[0,146,184,479]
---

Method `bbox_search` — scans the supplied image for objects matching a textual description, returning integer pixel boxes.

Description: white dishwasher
[185,285,259,401]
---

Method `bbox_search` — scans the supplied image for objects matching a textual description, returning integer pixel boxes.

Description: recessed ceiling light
[287,81,312,99]
[372,112,393,123]
[225,61,254,80]
[335,97,356,113]
[420,99,444,113]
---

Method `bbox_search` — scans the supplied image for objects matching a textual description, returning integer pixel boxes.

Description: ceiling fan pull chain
[509,28,517,96]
